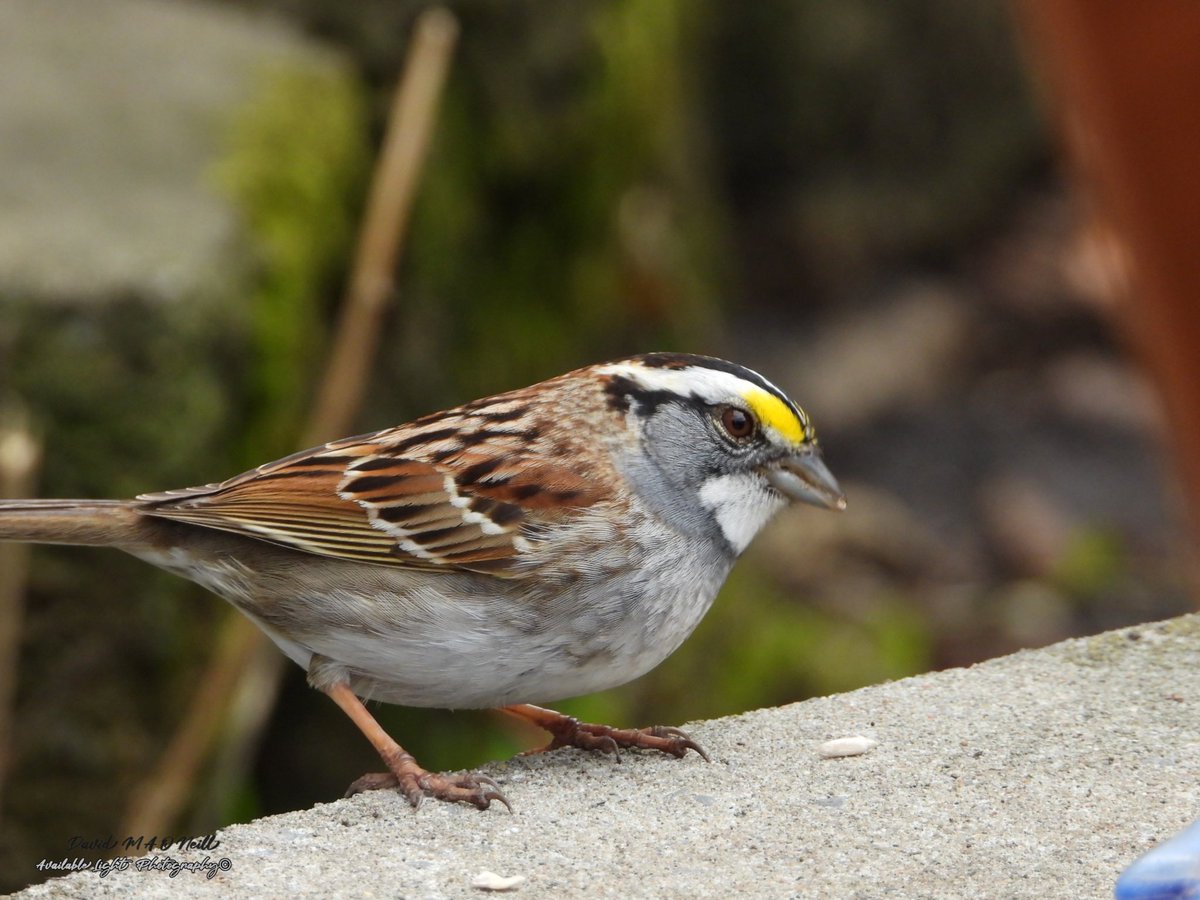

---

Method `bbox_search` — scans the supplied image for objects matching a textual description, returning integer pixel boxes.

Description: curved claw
[345,772,399,797]
[458,774,513,813]
[583,733,622,761]
[645,725,712,762]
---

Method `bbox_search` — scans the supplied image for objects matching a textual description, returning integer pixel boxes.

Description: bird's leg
[500,703,710,762]
[323,682,510,811]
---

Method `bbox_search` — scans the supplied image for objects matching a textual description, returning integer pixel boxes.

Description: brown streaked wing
[137,439,405,566]
[136,432,602,575]
[135,430,382,504]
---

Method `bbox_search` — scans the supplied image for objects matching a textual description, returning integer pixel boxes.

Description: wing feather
[136,420,605,576]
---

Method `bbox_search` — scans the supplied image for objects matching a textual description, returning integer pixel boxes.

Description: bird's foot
[504,705,710,762]
[345,750,511,812]
[537,720,711,762]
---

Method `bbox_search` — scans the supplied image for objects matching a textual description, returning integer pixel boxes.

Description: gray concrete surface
[12,614,1199,898]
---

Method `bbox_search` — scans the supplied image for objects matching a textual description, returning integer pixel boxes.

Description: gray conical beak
[766,448,847,511]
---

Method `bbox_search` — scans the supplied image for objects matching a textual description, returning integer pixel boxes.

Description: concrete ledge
[16,615,1200,898]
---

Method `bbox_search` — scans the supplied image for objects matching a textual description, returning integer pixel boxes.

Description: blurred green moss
[211,62,370,461]
[1053,527,1127,600]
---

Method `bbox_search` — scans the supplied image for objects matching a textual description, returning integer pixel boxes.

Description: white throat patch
[698,472,787,555]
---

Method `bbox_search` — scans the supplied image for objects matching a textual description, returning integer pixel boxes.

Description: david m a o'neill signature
[68,834,222,853]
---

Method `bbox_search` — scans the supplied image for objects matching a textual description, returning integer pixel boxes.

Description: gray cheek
[615,408,735,551]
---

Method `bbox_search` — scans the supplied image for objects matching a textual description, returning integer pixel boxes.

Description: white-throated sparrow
[0,353,844,810]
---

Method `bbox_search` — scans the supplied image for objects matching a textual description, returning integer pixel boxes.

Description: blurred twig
[308,6,459,446]
[121,618,262,835]
[0,405,41,821]
[121,7,459,838]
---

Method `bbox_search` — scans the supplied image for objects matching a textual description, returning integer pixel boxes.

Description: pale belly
[135,535,734,710]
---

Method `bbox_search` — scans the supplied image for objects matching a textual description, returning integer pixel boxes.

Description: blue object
[1115,818,1200,899]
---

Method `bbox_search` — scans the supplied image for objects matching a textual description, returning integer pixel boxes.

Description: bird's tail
[0,499,146,546]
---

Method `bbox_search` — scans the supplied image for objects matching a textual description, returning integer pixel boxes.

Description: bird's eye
[719,406,757,442]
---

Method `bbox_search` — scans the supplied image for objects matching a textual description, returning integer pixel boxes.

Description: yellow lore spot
[742,386,807,445]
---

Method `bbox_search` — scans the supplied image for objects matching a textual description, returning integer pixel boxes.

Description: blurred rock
[1045,352,1164,433]
[975,195,1131,318]
[979,474,1076,579]
[0,0,340,302]
[781,281,975,432]
[975,195,1080,315]
[992,579,1074,647]
[751,481,973,589]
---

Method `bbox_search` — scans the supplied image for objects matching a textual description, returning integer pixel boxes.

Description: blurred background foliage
[214,63,371,464]
[1,0,1193,889]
